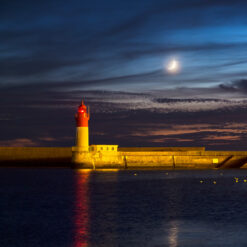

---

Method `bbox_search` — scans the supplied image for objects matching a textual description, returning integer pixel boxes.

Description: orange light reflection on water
[74,171,91,247]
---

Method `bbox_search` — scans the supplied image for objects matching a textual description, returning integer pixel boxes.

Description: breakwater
[1,147,247,169]
[72,146,247,169]
[0,147,71,167]
[119,150,247,169]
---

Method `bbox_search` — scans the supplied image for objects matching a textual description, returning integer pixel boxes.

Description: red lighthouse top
[75,100,90,127]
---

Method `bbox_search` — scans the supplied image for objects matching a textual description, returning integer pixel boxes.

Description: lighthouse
[72,100,119,169]
[75,100,90,151]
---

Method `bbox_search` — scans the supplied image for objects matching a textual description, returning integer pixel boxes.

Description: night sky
[1,0,247,150]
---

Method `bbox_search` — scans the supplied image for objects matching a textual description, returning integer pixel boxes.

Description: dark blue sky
[1,0,247,149]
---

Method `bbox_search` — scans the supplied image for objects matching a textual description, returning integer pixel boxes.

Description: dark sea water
[1,168,247,247]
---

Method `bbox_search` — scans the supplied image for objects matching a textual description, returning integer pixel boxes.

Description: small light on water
[244,179,247,183]
[200,180,203,184]
[213,181,217,184]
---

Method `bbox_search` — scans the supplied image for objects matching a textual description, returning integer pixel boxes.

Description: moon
[166,59,179,73]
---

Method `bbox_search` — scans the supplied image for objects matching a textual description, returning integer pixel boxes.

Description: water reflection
[74,170,120,247]
[168,220,178,247]
[74,171,91,247]
[1,169,247,246]
[89,170,119,246]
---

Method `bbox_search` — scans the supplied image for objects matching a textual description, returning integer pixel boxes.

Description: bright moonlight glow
[166,59,180,73]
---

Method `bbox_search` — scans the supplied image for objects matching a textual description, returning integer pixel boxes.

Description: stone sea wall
[72,148,247,169]
[0,147,72,167]
[1,147,247,169]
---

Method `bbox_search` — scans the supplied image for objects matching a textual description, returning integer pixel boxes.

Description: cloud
[132,123,247,137]
[1,88,247,149]
[232,79,247,92]
[219,83,237,92]
[0,138,38,147]
[119,42,247,61]
[219,79,247,94]
[1,0,247,90]
[203,135,240,141]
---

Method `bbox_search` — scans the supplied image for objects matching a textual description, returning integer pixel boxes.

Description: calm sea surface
[1,168,247,246]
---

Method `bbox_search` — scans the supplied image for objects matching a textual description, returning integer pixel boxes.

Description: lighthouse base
[71,147,93,168]
[72,145,124,169]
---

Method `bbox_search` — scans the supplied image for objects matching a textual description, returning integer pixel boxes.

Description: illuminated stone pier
[0,147,247,168]
[72,146,247,169]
